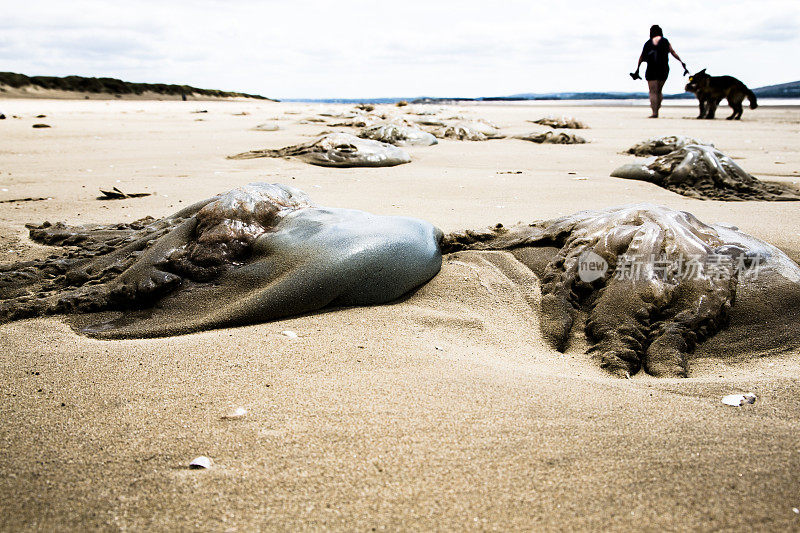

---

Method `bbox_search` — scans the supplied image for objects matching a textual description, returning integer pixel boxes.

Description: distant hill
[408,81,800,104]
[489,91,652,101]
[752,80,800,98]
[0,72,274,101]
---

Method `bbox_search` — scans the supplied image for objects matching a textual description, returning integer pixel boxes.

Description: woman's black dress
[642,37,670,81]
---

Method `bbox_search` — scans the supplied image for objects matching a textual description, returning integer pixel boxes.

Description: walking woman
[632,25,686,118]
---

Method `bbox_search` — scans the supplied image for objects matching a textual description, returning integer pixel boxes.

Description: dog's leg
[706,98,721,119]
[728,102,742,120]
[726,97,737,120]
[729,94,744,120]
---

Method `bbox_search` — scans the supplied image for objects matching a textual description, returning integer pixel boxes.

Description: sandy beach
[1,98,799,531]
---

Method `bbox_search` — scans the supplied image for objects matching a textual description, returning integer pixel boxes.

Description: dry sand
[1,98,799,531]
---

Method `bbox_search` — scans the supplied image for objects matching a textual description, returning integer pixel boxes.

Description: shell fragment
[721,393,757,407]
[221,407,248,420]
[189,456,213,469]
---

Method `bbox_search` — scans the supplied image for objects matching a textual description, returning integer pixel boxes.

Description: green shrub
[0,72,270,100]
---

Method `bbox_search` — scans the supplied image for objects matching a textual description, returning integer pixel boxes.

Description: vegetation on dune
[0,72,272,100]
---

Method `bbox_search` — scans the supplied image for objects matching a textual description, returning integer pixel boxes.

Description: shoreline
[3,93,799,107]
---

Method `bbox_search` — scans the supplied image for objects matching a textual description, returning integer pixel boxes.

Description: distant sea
[282,98,800,107]
[471,98,800,107]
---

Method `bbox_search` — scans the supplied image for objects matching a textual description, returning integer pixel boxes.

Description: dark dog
[685,69,758,120]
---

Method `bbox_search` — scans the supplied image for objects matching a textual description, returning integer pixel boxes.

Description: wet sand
[1,98,799,530]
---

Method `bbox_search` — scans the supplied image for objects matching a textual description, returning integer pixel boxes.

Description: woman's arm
[669,44,688,74]
[634,43,647,74]
[631,42,647,78]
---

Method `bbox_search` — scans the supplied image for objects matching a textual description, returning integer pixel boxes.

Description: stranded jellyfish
[0,183,441,337]
[359,123,438,146]
[442,204,800,377]
[611,144,800,201]
[228,132,411,167]
[624,135,711,156]
[515,131,588,144]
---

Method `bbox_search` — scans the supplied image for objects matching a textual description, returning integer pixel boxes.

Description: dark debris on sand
[97,188,152,200]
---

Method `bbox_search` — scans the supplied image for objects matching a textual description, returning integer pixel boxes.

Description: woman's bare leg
[647,80,665,117]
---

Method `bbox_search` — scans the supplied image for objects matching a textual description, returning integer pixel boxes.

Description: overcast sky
[2,1,799,99]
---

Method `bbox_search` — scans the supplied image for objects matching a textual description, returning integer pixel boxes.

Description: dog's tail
[747,89,758,109]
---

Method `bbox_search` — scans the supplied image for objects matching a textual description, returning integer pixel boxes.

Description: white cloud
[3,0,799,98]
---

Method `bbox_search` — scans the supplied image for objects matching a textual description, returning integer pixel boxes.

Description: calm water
[466,98,800,108]
[283,98,800,107]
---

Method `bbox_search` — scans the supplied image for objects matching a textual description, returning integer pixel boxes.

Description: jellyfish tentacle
[644,265,737,376]
[538,240,595,351]
[585,278,657,378]
[644,322,692,377]
[13,196,216,296]
[0,219,195,321]
[539,258,579,351]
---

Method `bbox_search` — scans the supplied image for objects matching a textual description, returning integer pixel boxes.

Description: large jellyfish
[611,144,800,201]
[227,132,411,167]
[431,121,504,141]
[0,183,442,338]
[530,117,588,129]
[624,135,711,156]
[514,131,588,144]
[359,123,438,146]
[442,204,800,377]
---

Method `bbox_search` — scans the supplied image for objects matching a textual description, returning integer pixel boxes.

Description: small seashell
[221,407,247,420]
[189,456,213,469]
[434,346,444,351]
[281,330,298,339]
[721,393,757,407]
